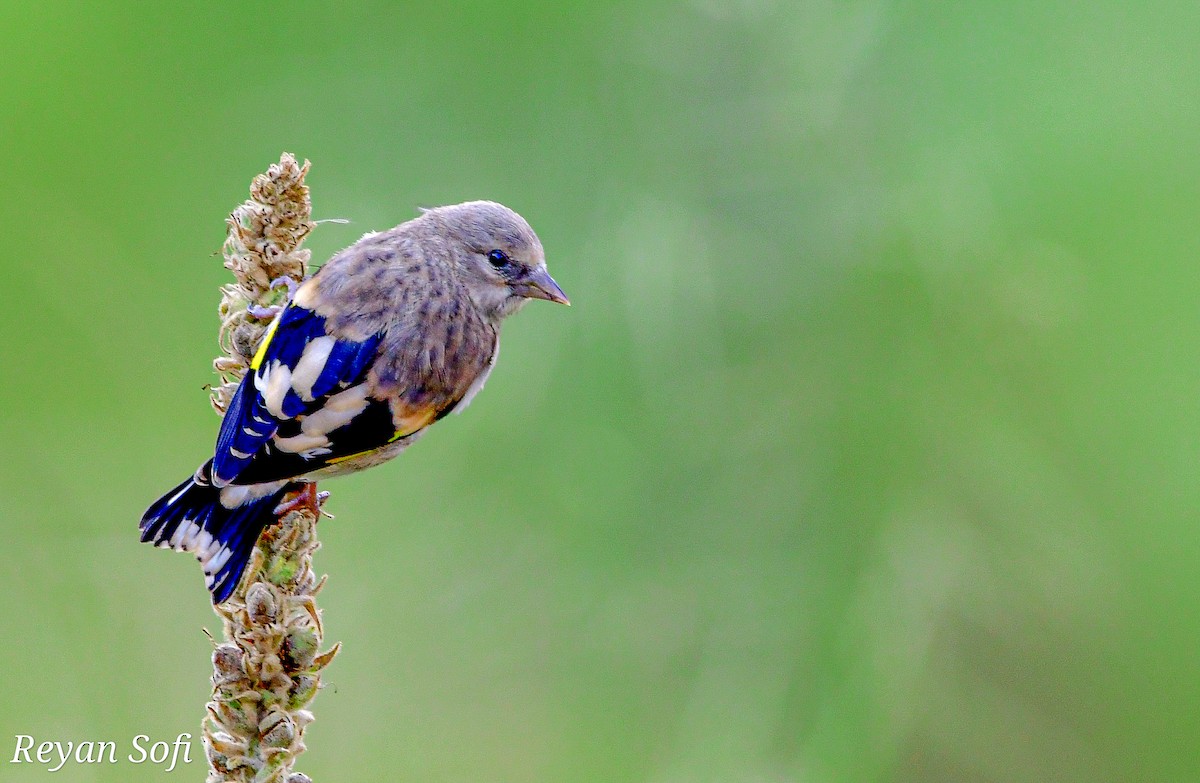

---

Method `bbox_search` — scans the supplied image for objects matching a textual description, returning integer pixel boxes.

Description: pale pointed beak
[516,268,571,306]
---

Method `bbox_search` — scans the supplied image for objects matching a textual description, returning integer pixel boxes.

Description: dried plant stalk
[202,153,336,783]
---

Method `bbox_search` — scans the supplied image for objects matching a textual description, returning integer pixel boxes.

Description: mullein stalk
[202,153,338,783]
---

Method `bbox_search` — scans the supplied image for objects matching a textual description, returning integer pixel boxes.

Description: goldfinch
[140,201,569,602]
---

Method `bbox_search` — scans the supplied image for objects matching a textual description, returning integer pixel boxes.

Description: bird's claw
[273,484,333,520]
[270,275,301,297]
[246,276,302,320]
[316,491,334,519]
[246,303,283,319]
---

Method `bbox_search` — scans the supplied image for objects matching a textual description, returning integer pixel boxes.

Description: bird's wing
[210,302,382,487]
[211,293,494,488]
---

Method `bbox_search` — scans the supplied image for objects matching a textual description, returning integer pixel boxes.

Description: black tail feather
[140,463,288,603]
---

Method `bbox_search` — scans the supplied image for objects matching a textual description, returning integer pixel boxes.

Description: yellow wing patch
[250,313,283,371]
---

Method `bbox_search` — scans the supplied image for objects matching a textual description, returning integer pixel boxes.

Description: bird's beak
[516,268,571,306]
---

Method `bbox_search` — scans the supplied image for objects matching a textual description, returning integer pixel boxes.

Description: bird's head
[426,201,570,321]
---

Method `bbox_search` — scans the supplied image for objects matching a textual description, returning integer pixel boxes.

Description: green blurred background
[2,2,1199,781]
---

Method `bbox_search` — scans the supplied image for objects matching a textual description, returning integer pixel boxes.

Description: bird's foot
[270,275,301,297]
[246,302,283,319]
[246,276,302,320]
[274,482,329,518]
[316,491,334,519]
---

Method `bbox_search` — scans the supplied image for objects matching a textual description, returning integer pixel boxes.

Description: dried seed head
[206,731,248,760]
[258,652,285,686]
[260,710,297,749]
[203,154,330,783]
[204,741,232,776]
[245,582,278,623]
[288,675,319,710]
[212,644,246,686]
[283,627,319,670]
[208,699,255,736]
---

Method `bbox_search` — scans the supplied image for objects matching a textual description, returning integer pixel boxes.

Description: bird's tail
[139,462,288,603]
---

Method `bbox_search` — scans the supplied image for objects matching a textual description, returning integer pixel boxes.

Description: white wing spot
[263,362,293,419]
[254,362,271,392]
[168,521,194,549]
[291,336,336,401]
[275,432,332,454]
[301,384,370,437]
[325,383,370,412]
[206,546,234,575]
[180,520,203,549]
[200,536,224,562]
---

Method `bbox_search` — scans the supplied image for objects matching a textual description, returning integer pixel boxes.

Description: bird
[139,201,569,603]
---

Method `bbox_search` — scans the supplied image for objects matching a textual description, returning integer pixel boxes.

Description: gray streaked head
[423,200,569,320]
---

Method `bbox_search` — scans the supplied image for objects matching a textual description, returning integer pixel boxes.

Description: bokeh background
[2,2,1199,781]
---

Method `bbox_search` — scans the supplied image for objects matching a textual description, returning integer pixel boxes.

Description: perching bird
[140,201,569,603]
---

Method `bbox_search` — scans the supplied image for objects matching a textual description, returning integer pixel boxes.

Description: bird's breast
[367,298,496,413]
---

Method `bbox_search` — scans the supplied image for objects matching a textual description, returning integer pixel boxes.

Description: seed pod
[283,627,318,670]
[212,644,246,689]
[245,582,278,622]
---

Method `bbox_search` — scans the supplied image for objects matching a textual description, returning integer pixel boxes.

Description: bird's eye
[486,249,511,268]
